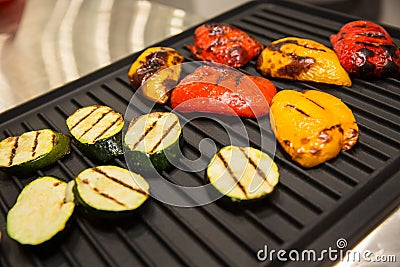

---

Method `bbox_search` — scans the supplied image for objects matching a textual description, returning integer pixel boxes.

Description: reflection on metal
[130,0,151,51]
[0,0,203,113]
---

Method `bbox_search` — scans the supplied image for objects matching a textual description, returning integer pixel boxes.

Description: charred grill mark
[283,140,291,147]
[235,74,243,87]
[53,181,62,187]
[51,134,57,147]
[149,120,178,154]
[358,32,387,39]
[92,115,122,143]
[305,97,325,110]
[77,109,113,140]
[285,104,311,117]
[217,152,248,198]
[269,39,326,52]
[93,168,148,196]
[131,114,162,150]
[8,137,19,166]
[239,148,272,187]
[31,131,40,157]
[93,187,127,207]
[277,54,315,77]
[69,106,100,131]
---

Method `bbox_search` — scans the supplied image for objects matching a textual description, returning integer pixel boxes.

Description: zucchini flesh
[7,177,75,245]
[207,146,279,202]
[66,105,124,162]
[75,166,149,213]
[124,112,182,173]
[0,129,70,173]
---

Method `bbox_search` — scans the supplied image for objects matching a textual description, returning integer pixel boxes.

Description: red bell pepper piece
[170,65,276,118]
[330,20,400,78]
[188,23,263,68]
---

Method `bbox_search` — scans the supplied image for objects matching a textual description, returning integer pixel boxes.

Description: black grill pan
[1,1,400,266]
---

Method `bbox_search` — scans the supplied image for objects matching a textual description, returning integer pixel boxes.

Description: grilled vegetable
[7,176,75,245]
[256,37,352,86]
[74,166,149,216]
[188,23,263,68]
[170,65,276,118]
[330,20,400,78]
[0,129,70,173]
[66,105,124,163]
[206,146,279,202]
[124,112,182,173]
[270,90,358,168]
[128,47,184,104]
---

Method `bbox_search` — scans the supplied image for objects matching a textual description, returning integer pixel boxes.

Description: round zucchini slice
[206,146,279,202]
[124,112,182,173]
[66,105,124,163]
[7,176,75,245]
[74,166,149,216]
[0,129,70,173]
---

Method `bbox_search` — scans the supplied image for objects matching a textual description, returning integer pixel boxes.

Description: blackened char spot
[268,39,326,52]
[355,48,375,75]
[277,55,315,78]
[382,60,399,77]
[229,46,248,66]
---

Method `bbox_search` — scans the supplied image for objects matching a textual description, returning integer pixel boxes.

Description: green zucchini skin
[66,105,124,163]
[124,112,183,174]
[73,131,123,163]
[0,130,71,174]
[125,133,183,174]
[6,176,75,245]
[73,166,150,218]
[206,146,279,204]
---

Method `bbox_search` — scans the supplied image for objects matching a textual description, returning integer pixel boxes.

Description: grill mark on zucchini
[238,147,273,187]
[92,116,123,143]
[69,106,100,131]
[217,152,248,198]
[92,187,127,207]
[130,113,163,150]
[31,131,40,157]
[92,167,147,196]
[77,109,113,140]
[8,137,19,166]
[149,120,178,153]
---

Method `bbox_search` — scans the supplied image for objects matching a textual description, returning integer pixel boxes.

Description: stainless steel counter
[0,0,398,266]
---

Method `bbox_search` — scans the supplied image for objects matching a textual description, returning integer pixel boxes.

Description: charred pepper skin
[330,20,400,78]
[188,23,263,68]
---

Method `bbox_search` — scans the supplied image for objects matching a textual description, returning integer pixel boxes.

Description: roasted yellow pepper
[270,90,358,168]
[128,47,184,104]
[256,37,352,86]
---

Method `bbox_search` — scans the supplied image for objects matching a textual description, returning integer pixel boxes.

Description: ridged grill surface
[1,1,400,266]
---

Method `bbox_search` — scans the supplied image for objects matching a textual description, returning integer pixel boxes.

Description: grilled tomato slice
[256,37,352,86]
[188,23,263,68]
[330,20,400,78]
[128,47,184,104]
[270,90,358,168]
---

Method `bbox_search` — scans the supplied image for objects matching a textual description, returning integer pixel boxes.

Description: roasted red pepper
[188,23,263,68]
[170,65,276,118]
[330,20,400,78]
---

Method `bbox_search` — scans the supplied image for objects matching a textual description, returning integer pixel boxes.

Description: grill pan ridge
[1,1,400,266]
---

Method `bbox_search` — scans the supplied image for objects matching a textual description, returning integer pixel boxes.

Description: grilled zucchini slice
[124,112,182,173]
[74,166,149,216]
[0,129,70,173]
[206,146,279,202]
[66,105,124,162]
[7,177,75,245]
